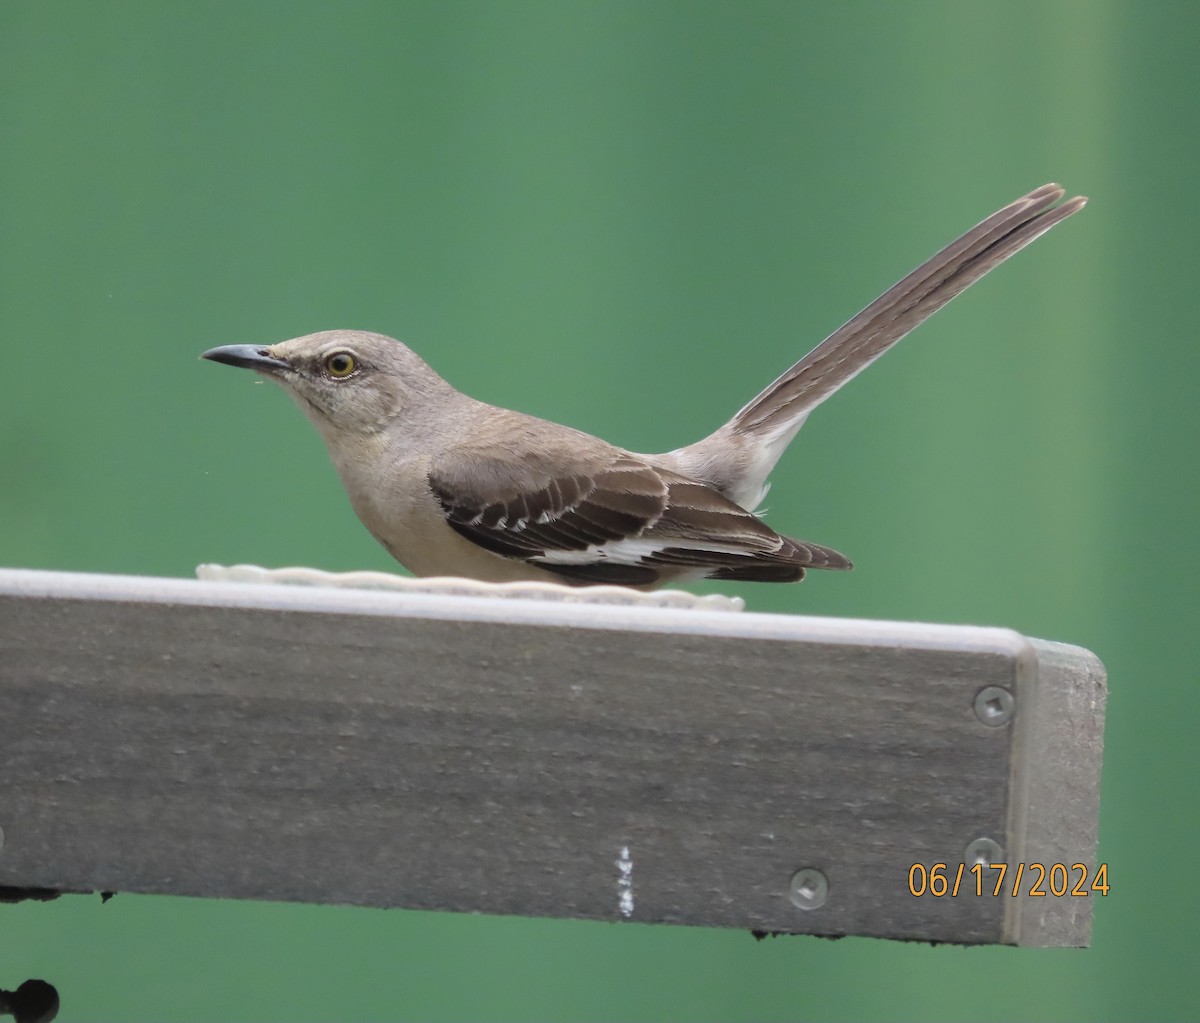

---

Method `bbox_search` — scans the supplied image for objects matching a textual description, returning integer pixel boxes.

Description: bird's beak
[201,344,292,374]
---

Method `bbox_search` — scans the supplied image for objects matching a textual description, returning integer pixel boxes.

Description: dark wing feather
[429,446,851,586]
[430,452,668,560]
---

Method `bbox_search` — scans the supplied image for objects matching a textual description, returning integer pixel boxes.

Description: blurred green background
[1,0,1196,1020]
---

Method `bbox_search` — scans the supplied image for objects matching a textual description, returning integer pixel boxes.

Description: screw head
[965,836,1005,866]
[974,685,1015,726]
[789,868,828,910]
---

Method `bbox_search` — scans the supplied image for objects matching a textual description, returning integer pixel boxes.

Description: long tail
[667,183,1086,508]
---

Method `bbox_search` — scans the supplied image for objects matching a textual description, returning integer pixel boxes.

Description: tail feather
[665,183,1086,509]
[733,183,1086,436]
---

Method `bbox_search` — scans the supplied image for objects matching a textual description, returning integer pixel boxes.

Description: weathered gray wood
[0,568,1105,945]
[1013,639,1108,945]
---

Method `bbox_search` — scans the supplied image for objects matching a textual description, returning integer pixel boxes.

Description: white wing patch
[532,536,785,567]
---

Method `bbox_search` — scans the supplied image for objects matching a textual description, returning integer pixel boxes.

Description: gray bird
[203,183,1085,587]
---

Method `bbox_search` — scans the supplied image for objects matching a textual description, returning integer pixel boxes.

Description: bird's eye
[324,352,357,378]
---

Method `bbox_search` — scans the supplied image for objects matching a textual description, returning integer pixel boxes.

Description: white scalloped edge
[195,564,744,612]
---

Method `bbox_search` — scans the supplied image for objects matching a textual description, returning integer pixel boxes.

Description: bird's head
[202,330,452,437]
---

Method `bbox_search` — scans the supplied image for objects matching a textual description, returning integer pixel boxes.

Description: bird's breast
[325,435,553,582]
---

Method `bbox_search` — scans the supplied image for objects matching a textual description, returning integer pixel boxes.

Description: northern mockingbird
[203,183,1084,588]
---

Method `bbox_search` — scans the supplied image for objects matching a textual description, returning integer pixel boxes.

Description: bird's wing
[428,444,850,586]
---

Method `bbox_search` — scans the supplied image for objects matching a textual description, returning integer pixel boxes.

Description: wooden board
[0,569,1106,945]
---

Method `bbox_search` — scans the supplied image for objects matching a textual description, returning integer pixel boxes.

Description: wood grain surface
[0,569,1105,945]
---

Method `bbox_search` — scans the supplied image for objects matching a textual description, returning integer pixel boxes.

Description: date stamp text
[908,862,1109,897]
